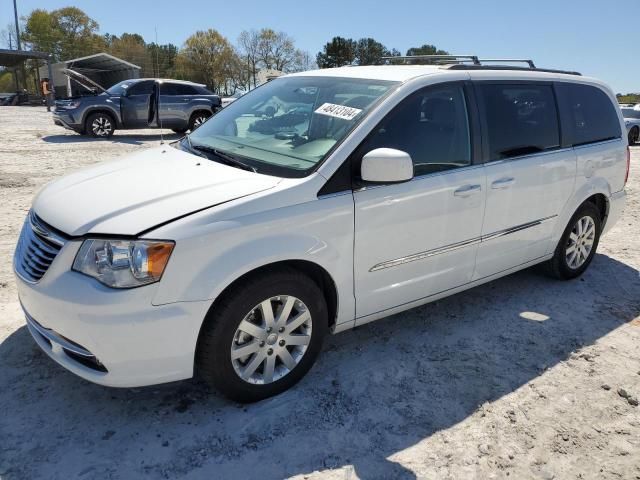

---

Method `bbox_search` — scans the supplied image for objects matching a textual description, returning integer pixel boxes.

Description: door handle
[453,184,482,197]
[491,177,515,189]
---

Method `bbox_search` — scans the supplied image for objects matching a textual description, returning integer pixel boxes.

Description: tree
[406,44,449,57]
[21,7,104,61]
[256,28,297,72]
[177,29,240,95]
[355,37,390,66]
[238,29,260,89]
[316,37,357,68]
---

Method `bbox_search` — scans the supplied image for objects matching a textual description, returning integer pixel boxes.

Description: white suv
[14,58,629,402]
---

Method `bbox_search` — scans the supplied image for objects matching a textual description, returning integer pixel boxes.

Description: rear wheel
[85,112,115,138]
[548,202,602,280]
[196,268,328,402]
[628,126,639,145]
[188,111,211,131]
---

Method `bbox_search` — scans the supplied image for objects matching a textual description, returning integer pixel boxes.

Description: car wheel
[189,111,211,131]
[172,128,188,134]
[548,202,602,280]
[86,112,115,138]
[628,127,639,145]
[196,268,328,402]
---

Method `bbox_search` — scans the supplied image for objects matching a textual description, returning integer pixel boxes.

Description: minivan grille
[14,211,66,283]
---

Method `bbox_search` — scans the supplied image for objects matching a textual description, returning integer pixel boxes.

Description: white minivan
[15,57,629,401]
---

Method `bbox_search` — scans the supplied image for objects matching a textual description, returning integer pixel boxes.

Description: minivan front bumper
[15,239,211,388]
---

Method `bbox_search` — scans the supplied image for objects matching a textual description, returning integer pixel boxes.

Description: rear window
[478,84,560,160]
[556,83,621,146]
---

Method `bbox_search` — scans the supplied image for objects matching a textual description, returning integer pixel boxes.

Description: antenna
[155,26,164,145]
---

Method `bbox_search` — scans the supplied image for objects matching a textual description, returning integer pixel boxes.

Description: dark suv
[53,69,221,138]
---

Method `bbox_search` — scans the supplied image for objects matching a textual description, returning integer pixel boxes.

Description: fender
[150,190,356,327]
[81,104,122,128]
[549,176,611,251]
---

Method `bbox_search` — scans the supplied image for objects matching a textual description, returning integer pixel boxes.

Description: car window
[478,84,560,160]
[556,83,621,146]
[621,107,640,120]
[187,76,398,177]
[358,84,471,176]
[162,83,198,95]
[127,81,154,96]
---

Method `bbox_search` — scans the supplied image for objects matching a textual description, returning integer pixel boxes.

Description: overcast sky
[4,0,637,93]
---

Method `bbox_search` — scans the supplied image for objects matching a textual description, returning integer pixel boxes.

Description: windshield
[621,107,640,119]
[186,76,398,177]
[106,80,135,96]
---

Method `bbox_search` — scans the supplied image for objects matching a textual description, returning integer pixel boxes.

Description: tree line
[0,6,449,95]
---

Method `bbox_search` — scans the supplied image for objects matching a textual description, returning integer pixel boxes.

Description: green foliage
[0,70,16,92]
[406,44,449,56]
[316,37,357,68]
[355,38,391,66]
[616,93,640,104]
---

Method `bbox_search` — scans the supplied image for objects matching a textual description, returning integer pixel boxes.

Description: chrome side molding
[370,215,557,272]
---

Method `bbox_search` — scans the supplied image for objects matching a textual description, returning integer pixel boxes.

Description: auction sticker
[314,103,362,121]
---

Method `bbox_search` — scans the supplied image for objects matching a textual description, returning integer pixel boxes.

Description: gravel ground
[0,106,639,480]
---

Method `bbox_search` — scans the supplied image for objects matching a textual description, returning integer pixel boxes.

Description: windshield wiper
[191,142,257,173]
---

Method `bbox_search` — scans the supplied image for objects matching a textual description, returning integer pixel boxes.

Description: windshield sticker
[314,103,362,121]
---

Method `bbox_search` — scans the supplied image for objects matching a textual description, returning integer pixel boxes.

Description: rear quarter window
[556,83,621,146]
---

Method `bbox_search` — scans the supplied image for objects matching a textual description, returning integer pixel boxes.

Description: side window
[162,83,198,96]
[478,84,560,160]
[359,84,471,176]
[556,83,622,146]
[127,81,154,96]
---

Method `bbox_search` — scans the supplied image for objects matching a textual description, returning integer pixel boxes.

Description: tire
[85,112,115,138]
[548,202,602,280]
[188,111,211,131]
[172,128,188,134]
[628,127,639,146]
[196,268,328,402]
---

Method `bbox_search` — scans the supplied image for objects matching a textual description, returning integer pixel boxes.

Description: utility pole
[13,0,22,50]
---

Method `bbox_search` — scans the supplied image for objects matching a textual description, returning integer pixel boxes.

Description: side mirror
[147,81,160,126]
[361,148,414,184]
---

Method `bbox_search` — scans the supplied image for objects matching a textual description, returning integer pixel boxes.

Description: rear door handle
[491,177,515,189]
[453,184,482,197]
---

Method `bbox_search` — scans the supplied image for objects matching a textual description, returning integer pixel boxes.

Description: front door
[472,82,576,279]
[120,80,154,128]
[353,83,487,319]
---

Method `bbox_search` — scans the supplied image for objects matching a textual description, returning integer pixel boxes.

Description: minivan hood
[33,146,281,236]
[62,68,108,95]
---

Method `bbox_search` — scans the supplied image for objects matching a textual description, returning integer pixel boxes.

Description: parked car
[620,104,640,145]
[53,69,221,137]
[15,59,628,402]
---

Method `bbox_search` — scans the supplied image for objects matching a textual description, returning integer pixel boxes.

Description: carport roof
[64,53,141,72]
[0,49,51,67]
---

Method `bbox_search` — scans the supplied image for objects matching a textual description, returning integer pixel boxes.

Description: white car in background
[221,91,245,108]
[15,58,629,402]
[620,104,640,144]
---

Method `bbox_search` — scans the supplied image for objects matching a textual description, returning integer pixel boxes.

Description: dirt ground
[0,106,639,480]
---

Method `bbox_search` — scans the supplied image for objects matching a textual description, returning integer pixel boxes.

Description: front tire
[85,112,115,138]
[196,268,328,402]
[548,202,602,280]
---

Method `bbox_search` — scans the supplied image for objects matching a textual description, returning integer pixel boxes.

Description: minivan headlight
[73,239,174,288]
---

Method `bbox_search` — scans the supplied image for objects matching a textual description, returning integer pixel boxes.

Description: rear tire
[85,112,115,138]
[196,268,328,402]
[628,127,639,145]
[548,202,602,280]
[188,111,211,131]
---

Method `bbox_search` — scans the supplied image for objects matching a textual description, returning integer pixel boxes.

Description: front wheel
[196,268,328,402]
[85,112,115,138]
[548,202,602,280]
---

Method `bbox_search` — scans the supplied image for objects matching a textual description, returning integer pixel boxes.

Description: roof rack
[380,55,581,76]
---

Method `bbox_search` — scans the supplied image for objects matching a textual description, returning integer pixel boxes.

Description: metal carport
[0,48,53,94]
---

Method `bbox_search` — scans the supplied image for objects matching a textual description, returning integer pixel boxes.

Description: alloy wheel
[193,116,207,128]
[92,116,112,136]
[565,215,596,269]
[231,295,312,385]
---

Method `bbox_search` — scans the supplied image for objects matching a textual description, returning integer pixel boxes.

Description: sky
[2,0,638,93]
